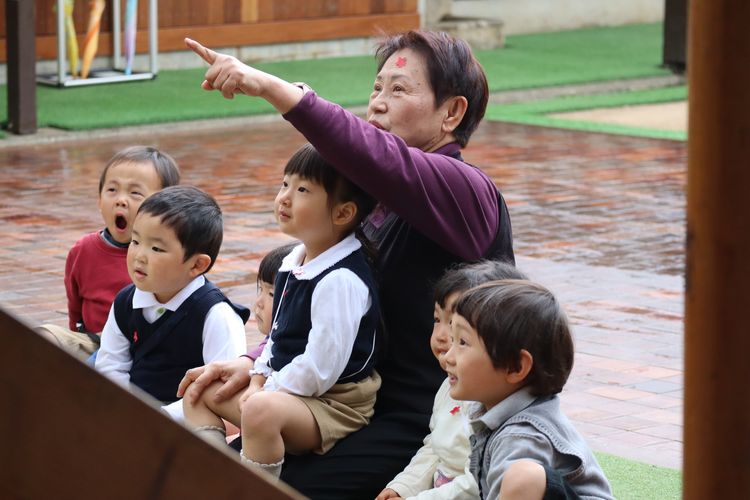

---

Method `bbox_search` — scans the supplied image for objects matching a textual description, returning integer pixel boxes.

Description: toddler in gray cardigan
[444,280,614,500]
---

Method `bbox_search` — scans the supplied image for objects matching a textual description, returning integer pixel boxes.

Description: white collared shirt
[253,233,372,396]
[95,275,246,401]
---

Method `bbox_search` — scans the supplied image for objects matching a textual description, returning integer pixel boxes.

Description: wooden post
[684,0,750,498]
[5,0,37,134]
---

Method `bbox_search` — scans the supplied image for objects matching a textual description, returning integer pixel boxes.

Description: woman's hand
[185,37,304,113]
[176,356,254,404]
[375,488,403,500]
[184,37,266,99]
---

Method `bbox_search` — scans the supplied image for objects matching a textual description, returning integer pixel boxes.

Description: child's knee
[241,391,281,430]
[501,460,546,500]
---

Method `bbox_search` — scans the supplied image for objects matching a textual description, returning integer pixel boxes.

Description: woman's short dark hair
[454,280,574,396]
[137,185,223,274]
[258,242,298,285]
[434,260,526,308]
[98,145,181,193]
[375,30,489,148]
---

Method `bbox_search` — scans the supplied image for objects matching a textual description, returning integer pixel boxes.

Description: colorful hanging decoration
[80,0,106,79]
[124,0,138,75]
[63,0,80,77]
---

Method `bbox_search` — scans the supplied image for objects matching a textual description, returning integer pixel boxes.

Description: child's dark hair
[258,242,298,285]
[454,280,574,396]
[434,260,526,308]
[284,143,377,254]
[98,145,181,193]
[137,185,223,274]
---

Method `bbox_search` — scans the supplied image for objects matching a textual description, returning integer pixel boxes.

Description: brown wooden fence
[0,0,419,63]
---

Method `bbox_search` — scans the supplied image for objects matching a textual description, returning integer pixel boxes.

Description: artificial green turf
[596,452,682,500]
[485,85,688,140]
[0,23,670,132]
[475,23,669,92]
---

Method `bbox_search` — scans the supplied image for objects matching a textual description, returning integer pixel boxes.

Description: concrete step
[432,16,505,50]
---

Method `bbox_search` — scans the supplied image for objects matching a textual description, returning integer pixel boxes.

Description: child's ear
[507,349,533,384]
[333,201,357,227]
[189,253,212,276]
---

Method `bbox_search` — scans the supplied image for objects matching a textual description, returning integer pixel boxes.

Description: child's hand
[375,488,403,500]
[238,385,257,407]
[238,375,266,407]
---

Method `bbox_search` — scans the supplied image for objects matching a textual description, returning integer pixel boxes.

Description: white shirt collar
[278,233,362,281]
[132,275,206,311]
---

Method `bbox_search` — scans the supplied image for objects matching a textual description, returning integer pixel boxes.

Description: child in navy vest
[184,143,381,479]
[96,186,249,415]
[36,146,180,360]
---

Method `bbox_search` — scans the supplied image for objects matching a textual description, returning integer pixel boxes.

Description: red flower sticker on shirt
[133,330,139,342]
[450,405,460,415]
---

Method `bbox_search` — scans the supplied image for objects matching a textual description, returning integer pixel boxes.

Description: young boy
[38,146,180,359]
[445,280,613,500]
[95,185,249,406]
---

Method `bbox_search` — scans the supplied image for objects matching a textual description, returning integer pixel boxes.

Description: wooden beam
[157,13,419,50]
[4,0,37,134]
[0,307,303,499]
[684,0,750,498]
[0,13,420,63]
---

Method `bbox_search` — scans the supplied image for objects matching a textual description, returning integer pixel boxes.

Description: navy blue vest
[113,281,250,403]
[269,249,379,383]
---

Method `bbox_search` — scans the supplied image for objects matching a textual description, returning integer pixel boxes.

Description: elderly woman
[178,31,514,498]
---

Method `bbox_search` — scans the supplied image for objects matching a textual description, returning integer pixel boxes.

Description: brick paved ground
[0,118,686,469]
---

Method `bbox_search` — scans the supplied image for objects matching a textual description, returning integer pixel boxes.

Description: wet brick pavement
[0,118,686,470]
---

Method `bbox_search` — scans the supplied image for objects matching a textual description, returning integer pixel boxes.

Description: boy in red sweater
[38,146,180,358]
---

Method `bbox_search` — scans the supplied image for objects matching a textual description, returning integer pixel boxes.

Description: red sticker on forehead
[396,56,407,68]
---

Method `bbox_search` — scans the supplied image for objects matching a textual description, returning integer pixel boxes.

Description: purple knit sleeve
[283,92,499,261]
[246,337,268,361]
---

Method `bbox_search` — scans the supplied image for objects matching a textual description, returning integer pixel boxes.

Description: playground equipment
[37,0,158,87]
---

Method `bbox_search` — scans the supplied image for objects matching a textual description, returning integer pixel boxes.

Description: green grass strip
[596,452,682,500]
[0,58,377,132]
[1,23,669,132]
[485,85,687,140]
[477,23,669,92]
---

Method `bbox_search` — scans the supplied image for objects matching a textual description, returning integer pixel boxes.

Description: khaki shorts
[35,324,99,360]
[298,371,381,454]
